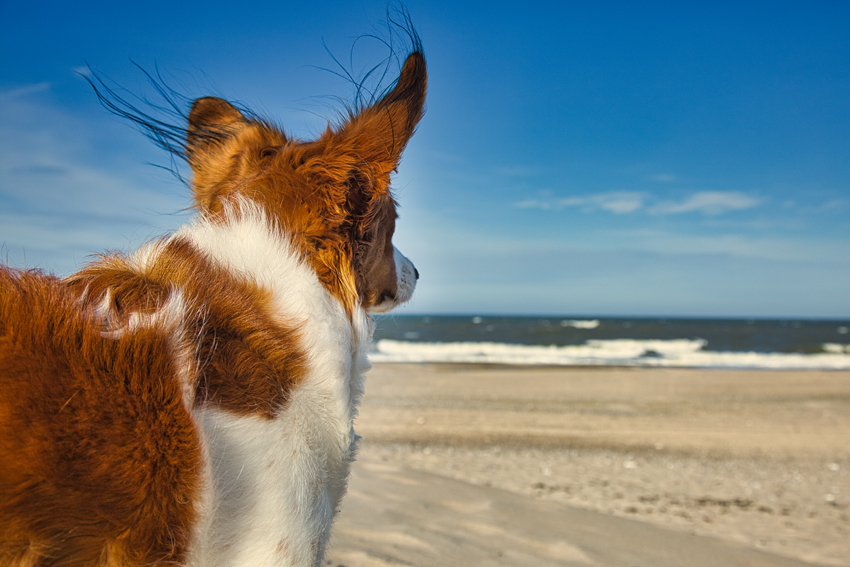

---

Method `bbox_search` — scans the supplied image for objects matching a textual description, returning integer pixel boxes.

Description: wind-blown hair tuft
[81,6,423,187]
[320,5,424,116]
[81,65,259,184]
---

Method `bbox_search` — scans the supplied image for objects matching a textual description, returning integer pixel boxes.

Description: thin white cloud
[594,192,645,214]
[819,198,850,212]
[515,198,552,210]
[649,191,761,215]
[611,228,850,264]
[516,190,761,216]
[516,192,647,214]
[0,84,191,275]
[0,82,51,103]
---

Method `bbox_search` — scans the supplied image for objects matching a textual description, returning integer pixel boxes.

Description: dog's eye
[259,146,280,160]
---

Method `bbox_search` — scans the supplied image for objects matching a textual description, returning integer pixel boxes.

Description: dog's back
[0,46,425,567]
[0,270,201,565]
[0,266,203,565]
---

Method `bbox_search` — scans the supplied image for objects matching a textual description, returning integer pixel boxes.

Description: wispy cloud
[819,198,850,212]
[516,191,646,214]
[0,82,51,103]
[516,190,761,216]
[610,228,850,264]
[649,191,761,215]
[0,84,191,275]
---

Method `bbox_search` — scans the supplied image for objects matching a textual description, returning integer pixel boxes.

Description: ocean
[370,315,850,370]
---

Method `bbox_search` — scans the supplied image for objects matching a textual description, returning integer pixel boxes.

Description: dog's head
[182,52,426,314]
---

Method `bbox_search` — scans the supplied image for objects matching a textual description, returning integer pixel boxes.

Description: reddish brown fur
[0,50,426,566]
[67,237,308,418]
[0,268,202,566]
[185,53,426,313]
[0,237,308,565]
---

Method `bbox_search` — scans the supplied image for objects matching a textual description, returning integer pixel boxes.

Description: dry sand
[326,364,850,567]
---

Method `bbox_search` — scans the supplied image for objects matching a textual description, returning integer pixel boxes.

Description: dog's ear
[187,97,250,207]
[186,97,247,166]
[323,52,427,192]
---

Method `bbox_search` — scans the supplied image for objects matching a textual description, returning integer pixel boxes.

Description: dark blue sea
[370,315,850,369]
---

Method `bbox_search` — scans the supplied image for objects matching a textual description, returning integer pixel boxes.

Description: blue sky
[1,1,848,318]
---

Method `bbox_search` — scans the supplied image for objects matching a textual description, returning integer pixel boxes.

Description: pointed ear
[332,51,427,181]
[186,97,248,172]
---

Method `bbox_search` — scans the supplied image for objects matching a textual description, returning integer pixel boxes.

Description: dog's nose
[414,267,419,280]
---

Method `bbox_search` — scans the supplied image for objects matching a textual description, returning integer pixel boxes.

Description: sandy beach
[326,364,850,566]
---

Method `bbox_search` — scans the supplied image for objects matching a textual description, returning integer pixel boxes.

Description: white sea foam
[560,319,600,329]
[369,339,850,370]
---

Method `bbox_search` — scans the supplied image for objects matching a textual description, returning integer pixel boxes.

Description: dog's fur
[0,44,425,566]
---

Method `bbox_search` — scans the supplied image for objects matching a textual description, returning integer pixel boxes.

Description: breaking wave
[369,338,850,370]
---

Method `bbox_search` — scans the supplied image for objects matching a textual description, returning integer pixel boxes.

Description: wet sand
[326,364,850,566]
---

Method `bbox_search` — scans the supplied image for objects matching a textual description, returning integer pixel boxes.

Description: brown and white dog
[0,46,425,566]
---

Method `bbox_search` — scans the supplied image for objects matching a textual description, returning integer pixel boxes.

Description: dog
[0,42,425,567]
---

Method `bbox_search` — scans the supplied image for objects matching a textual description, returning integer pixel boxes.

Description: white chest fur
[174,203,372,567]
